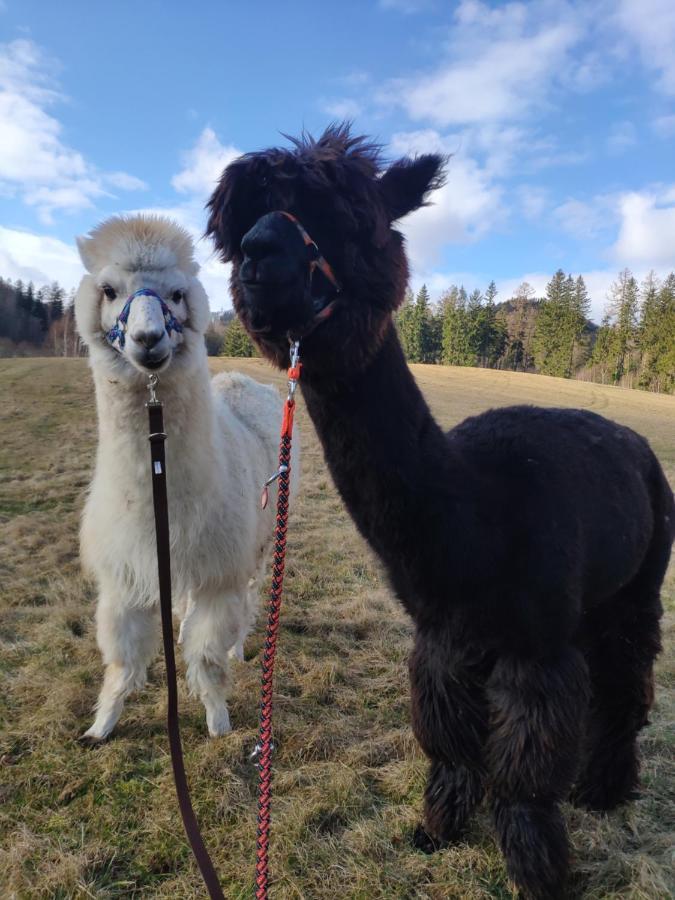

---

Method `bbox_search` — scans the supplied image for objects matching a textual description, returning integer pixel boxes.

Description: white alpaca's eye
[171,290,184,303]
[102,285,116,300]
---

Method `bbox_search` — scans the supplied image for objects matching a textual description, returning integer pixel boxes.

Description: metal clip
[287,339,301,402]
[260,464,289,510]
[250,741,275,769]
[147,373,159,403]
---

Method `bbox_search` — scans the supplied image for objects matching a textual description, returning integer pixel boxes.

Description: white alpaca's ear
[74,274,103,344]
[76,235,97,273]
[186,276,211,334]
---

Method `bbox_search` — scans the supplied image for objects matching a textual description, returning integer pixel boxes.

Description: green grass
[0,357,673,899]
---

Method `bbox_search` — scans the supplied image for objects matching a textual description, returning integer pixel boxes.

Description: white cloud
[104,172,148,192]
[615,0,675,96]
[0,38,146,223]
[171,127,241,200]
[0,225,83,289]
[612,186,675,267]
[381,1,582,127]
[388,129,503,271]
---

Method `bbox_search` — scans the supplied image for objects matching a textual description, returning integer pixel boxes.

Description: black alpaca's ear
[379,154,446,223]
[205,159,246,262]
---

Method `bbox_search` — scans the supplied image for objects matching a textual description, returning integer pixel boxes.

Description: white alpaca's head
[75,215,210,378]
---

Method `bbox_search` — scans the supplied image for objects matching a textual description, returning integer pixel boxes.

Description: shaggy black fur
[206,124,675,900]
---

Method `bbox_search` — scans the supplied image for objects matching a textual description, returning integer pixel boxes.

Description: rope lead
[254,342,301,899]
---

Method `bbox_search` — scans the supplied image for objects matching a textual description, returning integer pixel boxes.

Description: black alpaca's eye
[171,290,184,303]
[102,285,116,300]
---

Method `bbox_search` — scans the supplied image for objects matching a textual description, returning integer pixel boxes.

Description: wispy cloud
[615,0,675,96]
[553,194,617,240]
[517,185,548,221]
[171,127,241,200]
[0,38,147,224]
[320,98,364,120]
[652,114,675,137]
[379,1,582,127]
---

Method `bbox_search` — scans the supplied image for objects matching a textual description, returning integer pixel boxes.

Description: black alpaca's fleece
[206,123,674,900]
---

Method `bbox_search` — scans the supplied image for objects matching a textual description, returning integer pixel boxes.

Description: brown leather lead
[148,399,225,899]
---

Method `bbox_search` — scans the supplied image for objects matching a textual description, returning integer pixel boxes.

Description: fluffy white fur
[74,215,294,740]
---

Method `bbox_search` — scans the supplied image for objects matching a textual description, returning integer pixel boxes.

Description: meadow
[0,357,673,899]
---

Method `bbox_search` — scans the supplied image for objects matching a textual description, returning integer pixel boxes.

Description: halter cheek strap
[278,212,341,293]
[275,211,341,338]
[106,288,184,351]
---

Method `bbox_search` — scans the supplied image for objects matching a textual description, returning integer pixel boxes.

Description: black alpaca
[206,125,674,900]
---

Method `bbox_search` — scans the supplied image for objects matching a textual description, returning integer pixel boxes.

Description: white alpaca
[74,215,293,740]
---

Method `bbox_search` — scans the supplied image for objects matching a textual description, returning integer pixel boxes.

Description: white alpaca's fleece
[74,215,296,739]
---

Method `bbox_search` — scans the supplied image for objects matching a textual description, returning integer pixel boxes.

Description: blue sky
[1,0,674,321]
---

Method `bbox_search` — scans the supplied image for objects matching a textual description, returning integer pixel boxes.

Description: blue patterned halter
[105,288,184,351]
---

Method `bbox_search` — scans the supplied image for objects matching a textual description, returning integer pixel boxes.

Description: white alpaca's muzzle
[106,288,184,372]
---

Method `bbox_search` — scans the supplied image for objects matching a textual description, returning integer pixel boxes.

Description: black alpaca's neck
[301,323,467,620]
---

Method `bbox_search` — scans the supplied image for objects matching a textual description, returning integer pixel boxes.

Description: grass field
[0,357,673,899]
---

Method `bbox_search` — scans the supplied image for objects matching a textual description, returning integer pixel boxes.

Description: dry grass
[0,357,673,900]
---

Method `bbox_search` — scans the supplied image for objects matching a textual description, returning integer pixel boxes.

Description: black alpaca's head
[206,123,445,372]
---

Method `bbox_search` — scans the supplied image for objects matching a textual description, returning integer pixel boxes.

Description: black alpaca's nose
[133,328,164,349]
[241,227,283,263]
[240,212,306,285]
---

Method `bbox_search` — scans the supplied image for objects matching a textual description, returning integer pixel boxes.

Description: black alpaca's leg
[409,629,488,849]
[486,648,588,900]
[412,760,485,852]
[574,591,662,811]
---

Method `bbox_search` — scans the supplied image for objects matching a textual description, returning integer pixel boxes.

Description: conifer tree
[412,284,432,363]
[534,270,569,376]
[608,268,639,383]
[638,272,675,392]
[395,290,416,360]
[221,315,255,357]
[441,286,476,366]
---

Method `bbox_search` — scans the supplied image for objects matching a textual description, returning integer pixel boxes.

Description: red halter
[276,212,341,337]
[278,211,341,292]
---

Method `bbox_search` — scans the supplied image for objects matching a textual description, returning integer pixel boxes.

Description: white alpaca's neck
[90,349,218,500]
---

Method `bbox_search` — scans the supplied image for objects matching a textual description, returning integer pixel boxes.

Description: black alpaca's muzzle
[239,212,340,338]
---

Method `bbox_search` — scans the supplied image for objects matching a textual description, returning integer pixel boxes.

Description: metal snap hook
[147,373,159,403]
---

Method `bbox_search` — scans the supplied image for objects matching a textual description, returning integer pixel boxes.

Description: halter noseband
[278,212,341,294]
[275,212,341,338]
[106,288,184,351]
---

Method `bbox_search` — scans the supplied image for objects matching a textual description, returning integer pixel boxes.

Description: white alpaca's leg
[228,575,262,662]
[82,593,159,742]
[181,591,244,737]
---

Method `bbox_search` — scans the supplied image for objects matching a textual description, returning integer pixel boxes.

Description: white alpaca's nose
[132,327,164,349]
[127,296,168,352]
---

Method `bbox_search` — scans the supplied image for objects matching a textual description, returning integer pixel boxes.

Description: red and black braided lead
[254,349,300,900]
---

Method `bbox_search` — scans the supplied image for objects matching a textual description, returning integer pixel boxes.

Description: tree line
[0,278,85,357]
[395,269,675,394]
[2,269,673,393]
